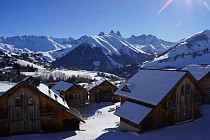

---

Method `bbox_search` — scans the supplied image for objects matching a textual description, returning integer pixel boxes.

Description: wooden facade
[116,72,203,132]
[88,80,119,103]
[182,65,210,103]
[0,79,84,136]
[198,72,210,102]
[60,84,87,109]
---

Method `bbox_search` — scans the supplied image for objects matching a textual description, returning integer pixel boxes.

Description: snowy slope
[0,36,73,51]
[142,30,210,69]
[15,59,45,70]
[0,36,75,62]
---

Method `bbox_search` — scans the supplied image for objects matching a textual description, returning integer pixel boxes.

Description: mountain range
[0,31,174,72]
[1,30,209,76]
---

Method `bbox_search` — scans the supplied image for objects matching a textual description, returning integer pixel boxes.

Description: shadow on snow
[0,131,77,140]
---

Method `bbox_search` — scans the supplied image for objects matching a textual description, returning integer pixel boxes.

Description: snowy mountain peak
[186,29,210,42]
[127,34,174,55]
[199,29,210,37]
[142,29,210,69]
[98,32,105,36]
[127,34,159,44]
[116,31,121,37]
[203,30,210,38]
[110,30,115,34]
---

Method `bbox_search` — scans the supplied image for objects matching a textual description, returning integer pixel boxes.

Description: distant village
[0,53,210,136]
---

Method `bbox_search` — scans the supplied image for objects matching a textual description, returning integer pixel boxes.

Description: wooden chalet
[51,81,87,108]
[114,70,204,132]
[88,78,119,103]
[0,77,84,136]
[183,64,210,102]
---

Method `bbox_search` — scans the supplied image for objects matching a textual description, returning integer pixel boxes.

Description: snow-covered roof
[51,81,74,92]
[114,101,152,124]
[0,82,17,96]
[37,83,69,109]
[115,70,186,105]
[87,78,107,91]
[182,64,210,81]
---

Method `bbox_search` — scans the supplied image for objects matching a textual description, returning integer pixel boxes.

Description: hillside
[142,30,210,69]
[0,36,74,62]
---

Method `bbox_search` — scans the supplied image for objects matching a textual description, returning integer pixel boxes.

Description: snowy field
[1,103,210,140]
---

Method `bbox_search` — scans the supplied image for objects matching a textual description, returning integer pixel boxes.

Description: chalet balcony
[0,110,8,120]
[40,108,53,117]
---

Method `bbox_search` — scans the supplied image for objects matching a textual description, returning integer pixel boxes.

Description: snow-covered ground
[1,103,210,140]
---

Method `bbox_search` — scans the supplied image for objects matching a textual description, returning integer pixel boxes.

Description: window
[27,97,33,105]
[15,96,21,106]
[121,85,131,93]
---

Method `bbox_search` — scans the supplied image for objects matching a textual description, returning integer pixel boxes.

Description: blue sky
[0,0,209,41]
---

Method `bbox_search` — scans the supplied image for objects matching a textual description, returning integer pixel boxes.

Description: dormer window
[121,85,131,93]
